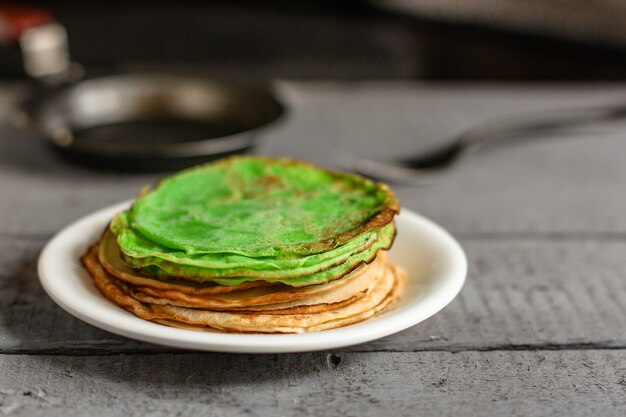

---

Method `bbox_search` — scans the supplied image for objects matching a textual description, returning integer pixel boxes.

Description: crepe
[146,264,404,333]
[99,231,278,295]
[112,222,396,286]
[116,156,399,258]
[97,239,387,307]
[81,156,405,334]
[119,252,387,310]
[81,245,404,333]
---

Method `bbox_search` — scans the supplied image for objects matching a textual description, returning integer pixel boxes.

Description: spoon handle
[404,104,626,169]
[346,104,626,185]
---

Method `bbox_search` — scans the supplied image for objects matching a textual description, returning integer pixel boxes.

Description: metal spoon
[339,104,626,185]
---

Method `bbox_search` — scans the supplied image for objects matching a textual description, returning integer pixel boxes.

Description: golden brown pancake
[147,264,404,333]
[127,252,386,310]
[81,244,405,334]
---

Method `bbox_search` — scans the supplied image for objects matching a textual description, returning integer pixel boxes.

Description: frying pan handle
[0,4,53,44]
[0,3,77,83]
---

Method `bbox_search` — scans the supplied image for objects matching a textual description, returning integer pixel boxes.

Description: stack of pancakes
[82,157,405,333]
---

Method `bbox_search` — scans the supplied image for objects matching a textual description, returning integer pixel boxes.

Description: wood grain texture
[1,236,624,354]
[1,351,625,417]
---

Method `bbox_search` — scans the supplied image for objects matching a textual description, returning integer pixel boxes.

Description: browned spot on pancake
[254,174,283,188]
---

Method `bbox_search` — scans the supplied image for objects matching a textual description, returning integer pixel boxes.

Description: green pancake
[111,210,391,274]
[136,224,395,287]
[124,156,399,258]
[109,222,394,280]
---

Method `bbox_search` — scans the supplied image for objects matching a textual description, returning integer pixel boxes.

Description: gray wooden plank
[3,83,626,237]
[2,235,624,353]
[1,350,624,417]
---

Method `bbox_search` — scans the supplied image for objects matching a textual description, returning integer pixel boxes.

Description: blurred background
[5,0,626,82]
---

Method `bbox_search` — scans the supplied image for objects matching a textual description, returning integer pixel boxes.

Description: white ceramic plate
[38,201,467,353]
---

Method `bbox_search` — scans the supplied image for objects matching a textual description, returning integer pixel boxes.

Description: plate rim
[38,200,467,353]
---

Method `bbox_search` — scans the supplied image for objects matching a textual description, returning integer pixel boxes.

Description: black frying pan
[1,4,285,171]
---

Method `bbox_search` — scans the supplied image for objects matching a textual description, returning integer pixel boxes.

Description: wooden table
[1,83,624,416]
